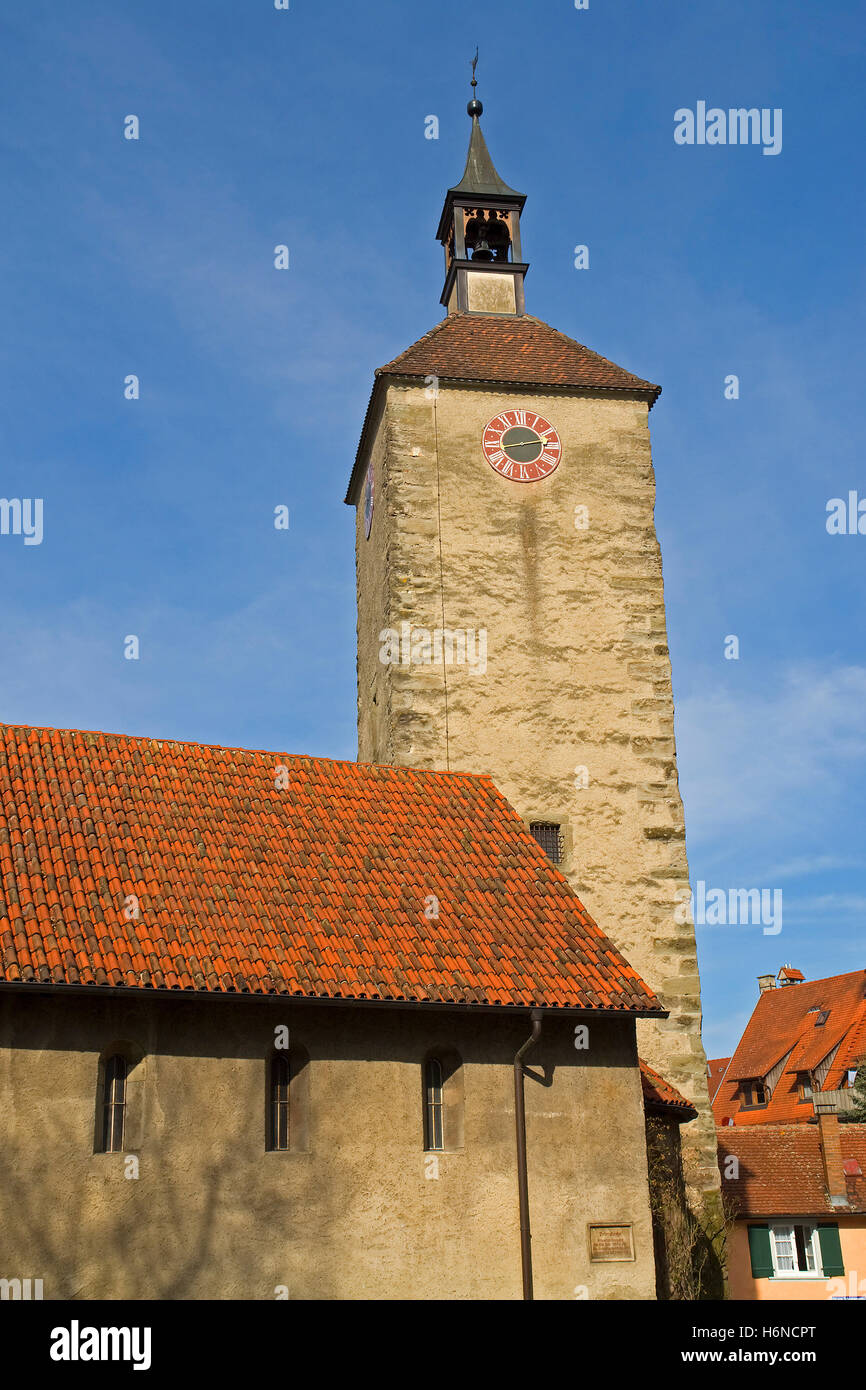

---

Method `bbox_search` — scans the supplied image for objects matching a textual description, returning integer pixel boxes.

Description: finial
[468,47,482,117]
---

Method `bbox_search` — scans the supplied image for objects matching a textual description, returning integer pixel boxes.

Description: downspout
[514,1008,544,1300]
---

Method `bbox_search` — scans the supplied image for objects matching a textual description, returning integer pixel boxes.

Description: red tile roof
[640,1058,698,1120]
[377,313,661,398]
[707,1057,732,1102]
[718,1124,866,1216]
[712,971,866,1127]
[778,966,804,982]
[346,312,661,503]
[0,723,663,1013]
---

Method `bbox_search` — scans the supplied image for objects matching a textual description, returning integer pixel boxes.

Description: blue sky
[2,0,864,1057]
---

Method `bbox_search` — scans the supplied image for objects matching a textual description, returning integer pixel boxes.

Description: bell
[471,239,494,263]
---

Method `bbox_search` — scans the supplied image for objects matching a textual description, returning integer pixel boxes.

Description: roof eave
[0,977,668,1018]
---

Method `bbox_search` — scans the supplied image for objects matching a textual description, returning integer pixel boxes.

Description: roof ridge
[0,721,497,787]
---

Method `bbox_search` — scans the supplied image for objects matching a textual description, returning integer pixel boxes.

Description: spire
[435,61,529,317]
[449,105,525,200]
[448,54,524,200]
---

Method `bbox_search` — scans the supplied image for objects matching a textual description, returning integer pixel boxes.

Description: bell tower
[436,95,528,317]
[346,92,721,1241]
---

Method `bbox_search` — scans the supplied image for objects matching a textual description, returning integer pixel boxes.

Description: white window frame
[769,1222,821,1278]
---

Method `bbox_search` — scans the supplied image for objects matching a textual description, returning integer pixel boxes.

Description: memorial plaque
[588,1223,634,1262]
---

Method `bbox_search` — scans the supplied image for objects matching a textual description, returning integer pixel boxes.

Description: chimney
[757,974,776,993]
[815,1102,848,1207]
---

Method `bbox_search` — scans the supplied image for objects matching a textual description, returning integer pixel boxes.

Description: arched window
[422,1050,464,1152]
[268,1053,291,1152]
[100,1054,127,1153]
[424,1057,445,1151]
[94,1043,145,1155]
[265,1046,310,1153]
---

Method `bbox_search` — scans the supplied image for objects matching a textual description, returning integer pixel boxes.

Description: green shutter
[747,1224,774,1278]
[817,1223,844,1277]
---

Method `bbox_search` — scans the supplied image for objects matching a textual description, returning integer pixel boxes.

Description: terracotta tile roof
[0,723,663,1013]
[779,966,804,982]
[377,313,661,398]
[718,1124,866,1216]
[346,312,661,503]
[712,970,866,1127]
[707,1056,732,1102]
[640,1058,698,1120]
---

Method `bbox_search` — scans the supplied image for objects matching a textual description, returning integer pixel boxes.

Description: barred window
[268,1053,291,1152]
[101,1054,127,1153]
[529,822,563,864]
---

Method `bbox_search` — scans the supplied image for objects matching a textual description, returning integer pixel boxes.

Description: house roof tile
[640,1058,698,1120]
[0,723,663,1014]
[718,1124,866,1216]
[712,971,866,1126]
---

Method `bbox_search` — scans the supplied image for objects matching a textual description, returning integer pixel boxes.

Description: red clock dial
[481,409,562,481]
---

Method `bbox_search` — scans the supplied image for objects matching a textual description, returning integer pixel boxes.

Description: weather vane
[471,47,479,94]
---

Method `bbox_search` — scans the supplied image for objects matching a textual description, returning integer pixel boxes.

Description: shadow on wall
[0,1058,342,1301]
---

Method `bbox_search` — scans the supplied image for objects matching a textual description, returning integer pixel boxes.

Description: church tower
[346,95,720,1220]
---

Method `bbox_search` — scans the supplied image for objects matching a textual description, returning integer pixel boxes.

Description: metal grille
[101,1054,127,1153]
[529,822,563,864]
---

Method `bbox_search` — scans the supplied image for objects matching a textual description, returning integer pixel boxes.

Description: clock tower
[346,97,720,1225]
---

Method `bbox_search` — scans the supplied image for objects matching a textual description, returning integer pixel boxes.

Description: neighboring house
[712,966,866,1127]
[0,722,689,1301]
[707,1057,731,1105]
[719,1112,866,1300]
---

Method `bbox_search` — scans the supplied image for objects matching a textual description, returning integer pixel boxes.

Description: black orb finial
[467,97,483,118]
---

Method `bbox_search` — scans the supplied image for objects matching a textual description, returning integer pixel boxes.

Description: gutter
[514,1008,544,1300]
[0,979,667,1019]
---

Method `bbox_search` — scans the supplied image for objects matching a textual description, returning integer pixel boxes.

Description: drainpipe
[514,1008,544,1300]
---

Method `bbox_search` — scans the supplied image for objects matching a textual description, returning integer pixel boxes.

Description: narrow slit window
[101,1054,127,1153]
[529,822,563,864]
[425,1057,445,1151]
[268,1053,291,1152]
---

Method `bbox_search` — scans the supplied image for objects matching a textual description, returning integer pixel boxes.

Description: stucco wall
[728,1219,866,1301]
[353,378,718,1214]
[0,989,657,1300]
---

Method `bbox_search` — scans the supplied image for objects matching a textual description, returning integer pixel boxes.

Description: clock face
[363,459,374,538]
[481,409,562,482]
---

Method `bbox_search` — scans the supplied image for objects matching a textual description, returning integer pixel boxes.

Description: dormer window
[798,1073,813,1101]
[740,1079,769,1108]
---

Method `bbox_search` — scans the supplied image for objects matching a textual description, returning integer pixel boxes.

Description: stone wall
[353,379,720,1222]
